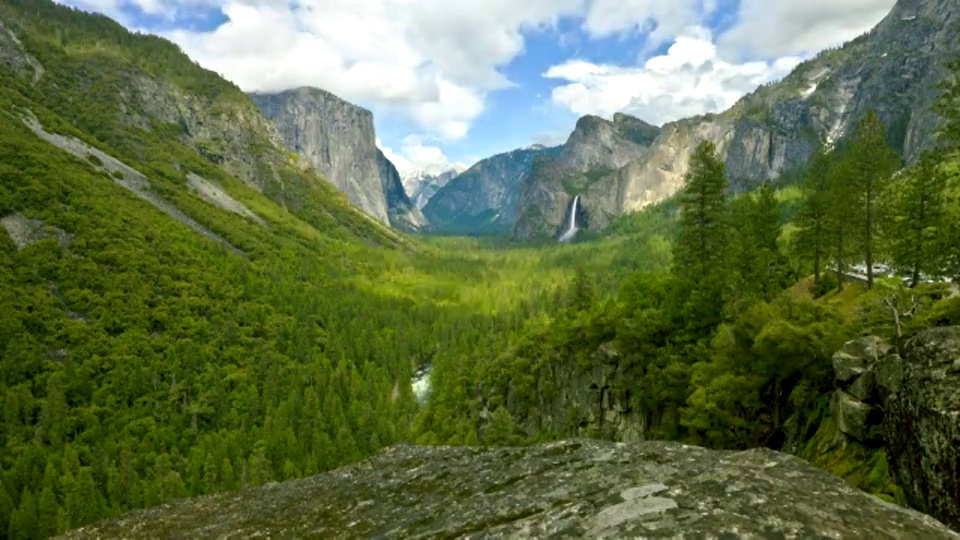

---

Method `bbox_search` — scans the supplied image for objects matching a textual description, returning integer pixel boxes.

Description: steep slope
[514,113,658,240]
[514,0,959,240]
[63,440,957,538]
[424,145,561,235]
[251,87,393,225]
[0,1,456,535]
[377,149,429,231]
[403,167,463,210]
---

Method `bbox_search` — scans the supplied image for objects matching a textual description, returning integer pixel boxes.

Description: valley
[1,0,960,537]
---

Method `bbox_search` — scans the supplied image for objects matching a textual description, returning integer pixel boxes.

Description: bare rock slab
[63,439,957,539]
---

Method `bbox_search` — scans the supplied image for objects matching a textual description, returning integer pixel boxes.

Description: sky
[58,0,896,176]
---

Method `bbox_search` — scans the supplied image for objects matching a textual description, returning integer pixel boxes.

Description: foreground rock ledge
[64,440,957,539]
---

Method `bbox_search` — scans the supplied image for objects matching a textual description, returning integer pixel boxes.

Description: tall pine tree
[796,144,832,283]
[893,152,949,286]
[673,141,730,331]
[847,111,899,288]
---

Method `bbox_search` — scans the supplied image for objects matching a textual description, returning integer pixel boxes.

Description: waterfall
[559,195,580,242]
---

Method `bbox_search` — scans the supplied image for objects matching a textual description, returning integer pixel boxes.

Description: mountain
[251,87,423,229]
[60,440,958,538]
[0,1,459,534]
[378,149,429,231]
[402,167,463,210]
[513,0,960,240]
[423,145,561,235]
[513,113,659,240]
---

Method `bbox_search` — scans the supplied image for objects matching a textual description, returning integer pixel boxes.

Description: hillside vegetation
[0,2,677,537]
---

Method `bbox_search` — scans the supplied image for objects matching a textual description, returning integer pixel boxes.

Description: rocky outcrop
[20,111,245,255]
[424,145,560,235]
[63,439,957,538]
[503,342,648,443]
[822,329,960,530]
[186,173,266,227]
[883,327,960,530]
[0,18,42,83]
[513,114,656,240]
[377,149,428,232]
[1,212,72,250]
[251,88,391,225]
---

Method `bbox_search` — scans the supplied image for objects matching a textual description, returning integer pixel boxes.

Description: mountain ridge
[504,0,959,239]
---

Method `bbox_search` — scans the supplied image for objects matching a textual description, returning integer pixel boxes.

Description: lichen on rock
[63,439,957,539]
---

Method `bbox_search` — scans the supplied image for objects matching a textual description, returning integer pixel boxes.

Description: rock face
[63,439,957,539]
[251,87,392,225]
[824,329,960,530]
[513,114,656,240]
[424,145,560,235]
[377,150,428,232]
[882,327,960,530]
[510,0,959,239]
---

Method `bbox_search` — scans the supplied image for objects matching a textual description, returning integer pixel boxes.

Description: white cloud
[583,0,706,45]
[544,28,802,126]
[61,0,898,155]
[377,136,464,178]
[719,0,896,59]
[161,0,581,141]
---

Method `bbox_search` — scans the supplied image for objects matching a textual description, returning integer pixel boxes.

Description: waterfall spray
[559,195,580,242]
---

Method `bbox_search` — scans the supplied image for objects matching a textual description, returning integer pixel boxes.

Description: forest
[415,73,960,501]
[1,0,960,538]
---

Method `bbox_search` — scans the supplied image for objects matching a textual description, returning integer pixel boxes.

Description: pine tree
[220,458,237,492]
[66,468,101,528]
[847,111,899,288]
[9,488,39,540]
[40,372,68,447]
[483,406,523,446]
[731,184,785,307]
[796,145,832,282]
[37,485,60,538]
[569,266,594,312]
[893,152,949,286]
[673,140,730,329]
[0,486,12,540]
[826,151,856,291]
[37,462,61,536]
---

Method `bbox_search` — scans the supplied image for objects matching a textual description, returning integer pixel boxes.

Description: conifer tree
[66,468,101,528]
[796,144,832,282]
[673,140,730,329]
[37,485,60,538]
[847,111,899,288]
[0,486,12,540]
[893,152,949,286]
[827,151,856,291]
[9,488,39,540]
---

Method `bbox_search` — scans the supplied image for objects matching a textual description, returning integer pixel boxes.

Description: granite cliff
[819,329,960,530]
[512,0,960,240]
[252,87,424,229]
[377,149,429,232]
[62,439,957,539]
[513,113,657,240]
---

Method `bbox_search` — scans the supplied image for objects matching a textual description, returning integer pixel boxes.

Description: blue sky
[62,0,895,175]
